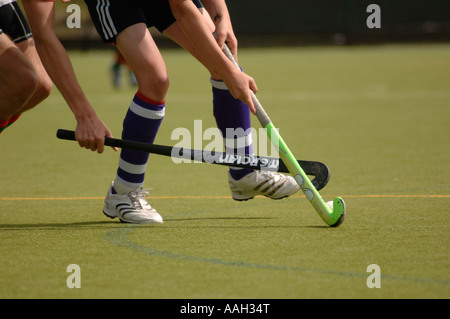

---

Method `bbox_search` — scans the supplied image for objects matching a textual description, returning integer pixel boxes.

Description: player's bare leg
[0,33,37,121]
[14,36,52,114]
[102,23,169,224]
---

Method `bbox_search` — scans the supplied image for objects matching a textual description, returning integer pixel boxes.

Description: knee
[20,67,40,99]
[13,71,52,114]
[0,68,37,119]
[11,67,39,111]
[154,74,170,97]
[138,72,170,102]
[34,75,53,104]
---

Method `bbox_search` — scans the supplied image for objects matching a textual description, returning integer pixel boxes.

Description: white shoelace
[128,188,152,210]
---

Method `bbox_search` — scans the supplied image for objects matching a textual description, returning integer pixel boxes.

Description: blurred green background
[51,0,450,48]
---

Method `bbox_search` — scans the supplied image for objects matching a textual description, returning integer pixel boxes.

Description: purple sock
[113,91,165,193]
[211,79,254,180]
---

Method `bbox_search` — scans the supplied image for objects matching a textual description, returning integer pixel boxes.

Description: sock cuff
[131,92,166,120]
[210,78,228,90]
[136,91,166,106]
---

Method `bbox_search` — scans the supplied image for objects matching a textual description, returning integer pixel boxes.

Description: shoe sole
[232,194,290,201]
[232,196,254,202]
[103,210,131,224]
[103,210,116,219]
[103,210,161,224]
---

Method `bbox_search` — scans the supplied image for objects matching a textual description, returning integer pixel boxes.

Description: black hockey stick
[56,129,330,191]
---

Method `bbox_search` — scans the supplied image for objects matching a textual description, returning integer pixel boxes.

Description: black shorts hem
[84,0,176,44]
[0,1,33,44]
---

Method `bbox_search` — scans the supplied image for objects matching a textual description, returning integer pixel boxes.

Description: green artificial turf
[1,44,449,299]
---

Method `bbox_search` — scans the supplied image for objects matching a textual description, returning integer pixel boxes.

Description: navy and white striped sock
[211,78,254,180]
[113,91,165,194]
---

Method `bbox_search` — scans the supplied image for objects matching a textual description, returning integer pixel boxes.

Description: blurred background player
[0,0,52,134]
[111,46,137,88]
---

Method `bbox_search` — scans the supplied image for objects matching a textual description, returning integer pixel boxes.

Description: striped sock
[211,78,254,180]
[113,91,165,194]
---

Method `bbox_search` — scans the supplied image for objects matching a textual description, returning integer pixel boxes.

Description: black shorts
[84,0,177,43]
[193,0,204,8]
[0,1,32,43]
[84,0,205,44]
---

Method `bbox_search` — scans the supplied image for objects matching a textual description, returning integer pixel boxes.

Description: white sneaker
[228,170,300,201]
[103,182,163,224]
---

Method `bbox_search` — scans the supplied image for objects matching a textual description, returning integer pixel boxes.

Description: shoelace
[128,188,152,210]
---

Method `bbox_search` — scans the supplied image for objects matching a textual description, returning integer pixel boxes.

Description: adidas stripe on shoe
[228,170,300,201]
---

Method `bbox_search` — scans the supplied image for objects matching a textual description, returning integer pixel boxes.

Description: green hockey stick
[222,44,345,227]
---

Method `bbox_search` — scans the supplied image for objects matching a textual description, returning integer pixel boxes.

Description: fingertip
[97,144,105,154]
[251,83,259,94]
[248,101,256,115]
[217,38,225,50]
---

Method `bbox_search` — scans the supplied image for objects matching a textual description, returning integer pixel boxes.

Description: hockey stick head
[221,43,346,227]
[325,197,346,227]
